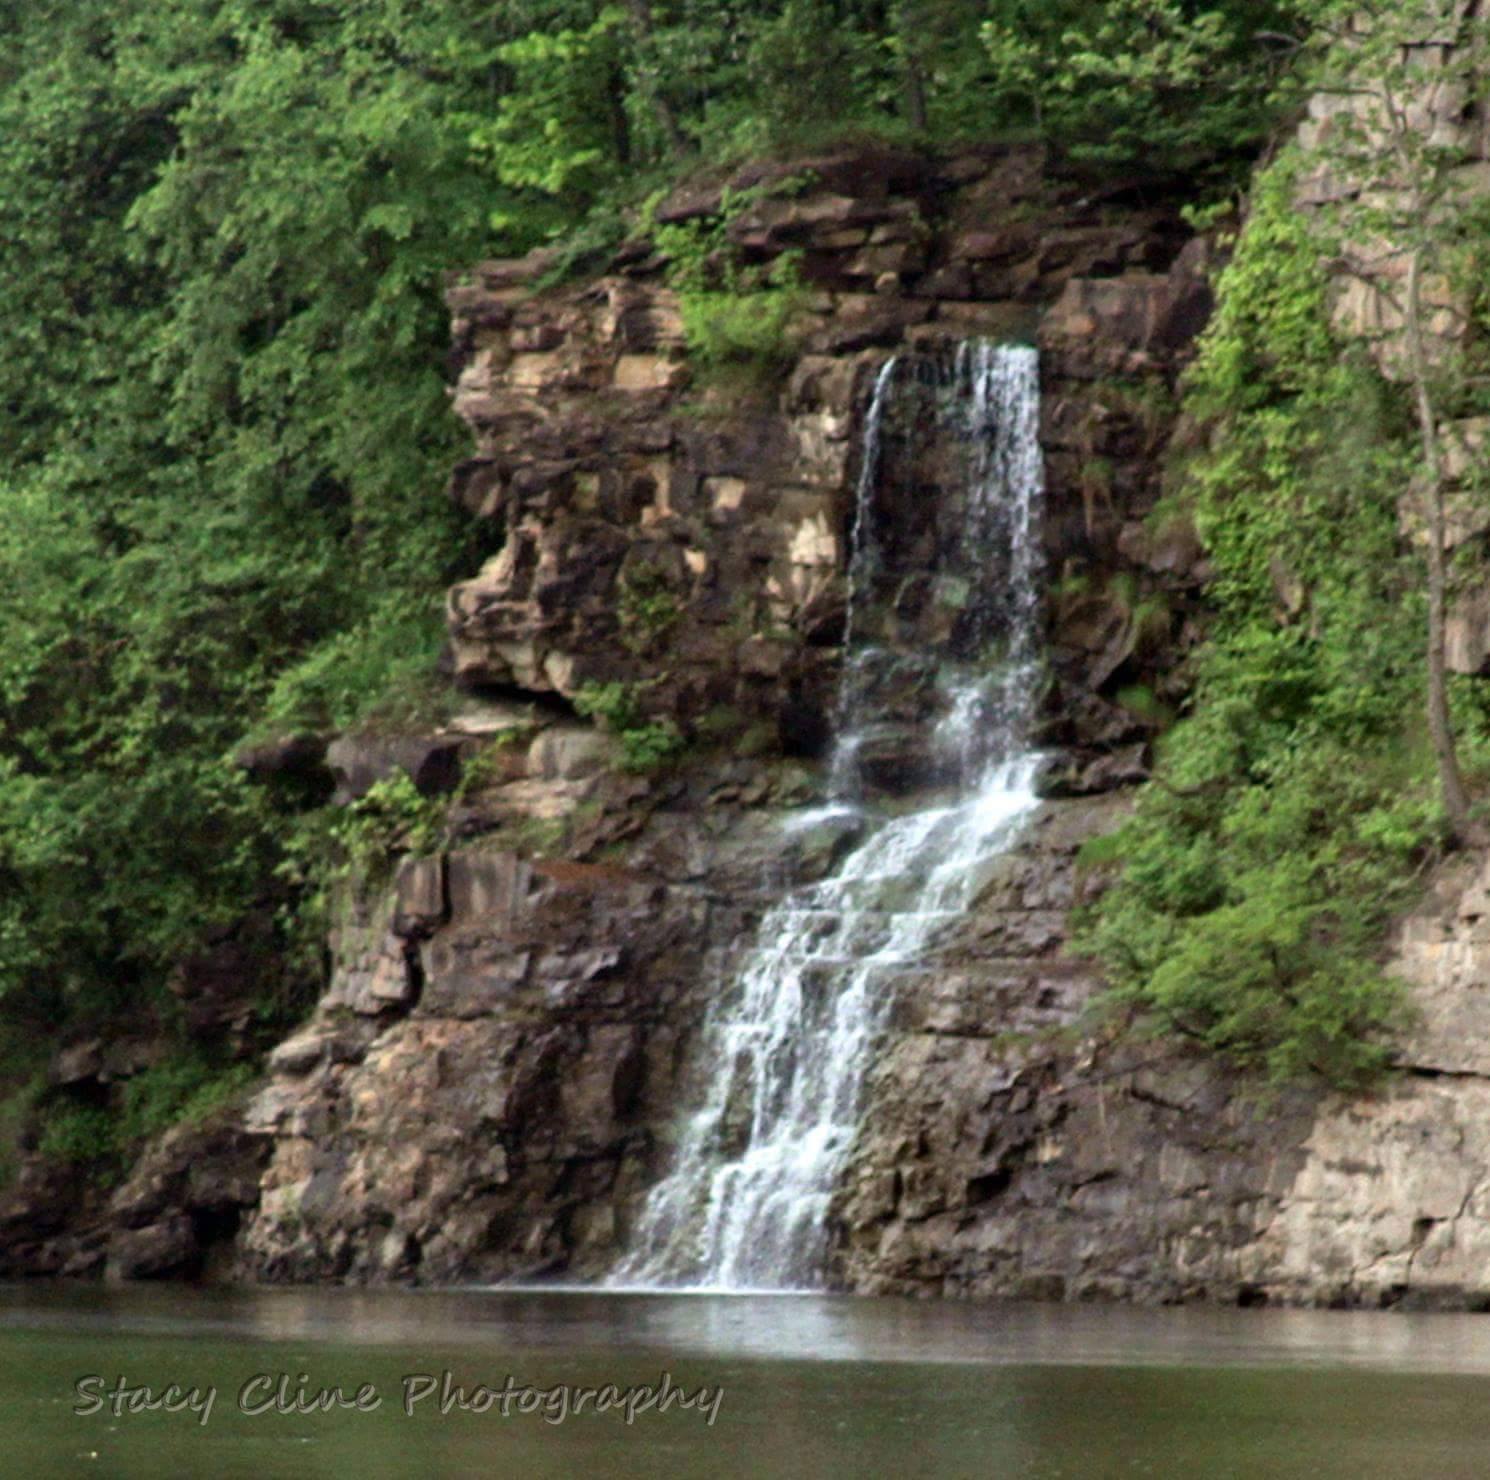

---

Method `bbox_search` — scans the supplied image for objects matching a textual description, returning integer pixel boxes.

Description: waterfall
[611,343,1045,1291]
[827,354,899,803]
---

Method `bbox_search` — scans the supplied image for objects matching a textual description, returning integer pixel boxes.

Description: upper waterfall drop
[611,342,1046,1291]
[828,352,901,804]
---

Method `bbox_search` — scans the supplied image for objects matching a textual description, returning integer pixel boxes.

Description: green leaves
[982,0,1306,178]
[572,682,686,772]
[1081,150,1435,1087]
[471,7,630,203]
[656,202,808,382]
[0,0,1370,1079]
[0,0,507,1055]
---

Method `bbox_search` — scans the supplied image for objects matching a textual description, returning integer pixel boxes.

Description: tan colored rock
[1298,14,1490,377]
[443,698,545,739]
[1442,415,1490,482]
[703,476,746,514]
[526,727,616,782]
[507,352,567,390]
[1446,588,1490,673]
[790,413,852,485]
[787,512,838,569]
[1398,418,1490,551]
[614,354,685,392]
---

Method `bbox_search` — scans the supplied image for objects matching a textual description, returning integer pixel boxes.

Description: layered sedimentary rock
[438,146,1208,773]
[167,144,1215,1289]
[208,146,1206,1287]
[838,833,1490,1311]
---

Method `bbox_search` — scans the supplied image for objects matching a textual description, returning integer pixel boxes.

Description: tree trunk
[903,52,928,131]
[1405,241,1483,846]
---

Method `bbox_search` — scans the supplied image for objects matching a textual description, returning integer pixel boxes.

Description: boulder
[326,734,466,804]
[106,1217,198,1282]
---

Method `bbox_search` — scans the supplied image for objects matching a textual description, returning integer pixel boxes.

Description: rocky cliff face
[12,136,1490,1310]
[436,146,1208,776]
[836,834,1490,1312]
[215,144,1213,1288]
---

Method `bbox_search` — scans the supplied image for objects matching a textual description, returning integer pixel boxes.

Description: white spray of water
[612,344,1044,1290]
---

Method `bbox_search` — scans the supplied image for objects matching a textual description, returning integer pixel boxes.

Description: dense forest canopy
[6,0,1476,1151]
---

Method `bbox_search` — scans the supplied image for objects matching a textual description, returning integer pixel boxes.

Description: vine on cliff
[650,184,810,388]
[1080,155,1443,1086]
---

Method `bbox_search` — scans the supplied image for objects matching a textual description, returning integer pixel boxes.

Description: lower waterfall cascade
[611,341,1046,1291]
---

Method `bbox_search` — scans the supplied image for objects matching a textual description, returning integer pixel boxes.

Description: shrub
[1079,154,1438,1087]
[572,681,687,773]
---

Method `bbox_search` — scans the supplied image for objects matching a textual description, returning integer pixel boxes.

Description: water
[11,1283,1490,1478]
[615,756,1041,1290]
[615,345,1045,1290]
[826,352,900,803]
[942,340,1045,774]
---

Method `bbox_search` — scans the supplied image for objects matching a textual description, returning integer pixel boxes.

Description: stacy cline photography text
[73,1370,724,1427]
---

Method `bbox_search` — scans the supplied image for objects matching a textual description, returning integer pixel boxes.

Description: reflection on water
[8,1285,1490,1477]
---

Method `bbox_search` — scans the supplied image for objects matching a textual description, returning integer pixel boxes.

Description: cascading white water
[612,343,1045,1291]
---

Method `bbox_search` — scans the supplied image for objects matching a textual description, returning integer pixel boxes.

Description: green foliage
[0,0,1339,1087]
[1081,153,1439,1086]
[653,194,809,384]
[572,682,686,772]
[617,564,683,655]
[480,0,1304,258]
[37,1102,119,1170]
[982,0,1306,178]
[722,2,886,151]
[1114,682,1172,727]
[256,598,455,738]
[276,771,447,958]
[118,1058,256,1145]
[326,774,447,880]
[678,267,807,378]
[0,0,512,1051]
[619,723,688,774]
[469,7,632,217]
[35,1054,253,1175]
[570,681,640,731]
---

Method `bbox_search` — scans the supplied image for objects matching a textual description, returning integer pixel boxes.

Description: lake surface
[8,1283,1490,1476]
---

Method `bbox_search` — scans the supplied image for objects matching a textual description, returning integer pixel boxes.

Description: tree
[0,0,516,1051]
[981,0,1305,177]
[1302,0,1490,845]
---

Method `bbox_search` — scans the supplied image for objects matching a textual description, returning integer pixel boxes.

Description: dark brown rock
[106,1217,198,1282]
[234,732,331,783]
[326,734,466,804]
